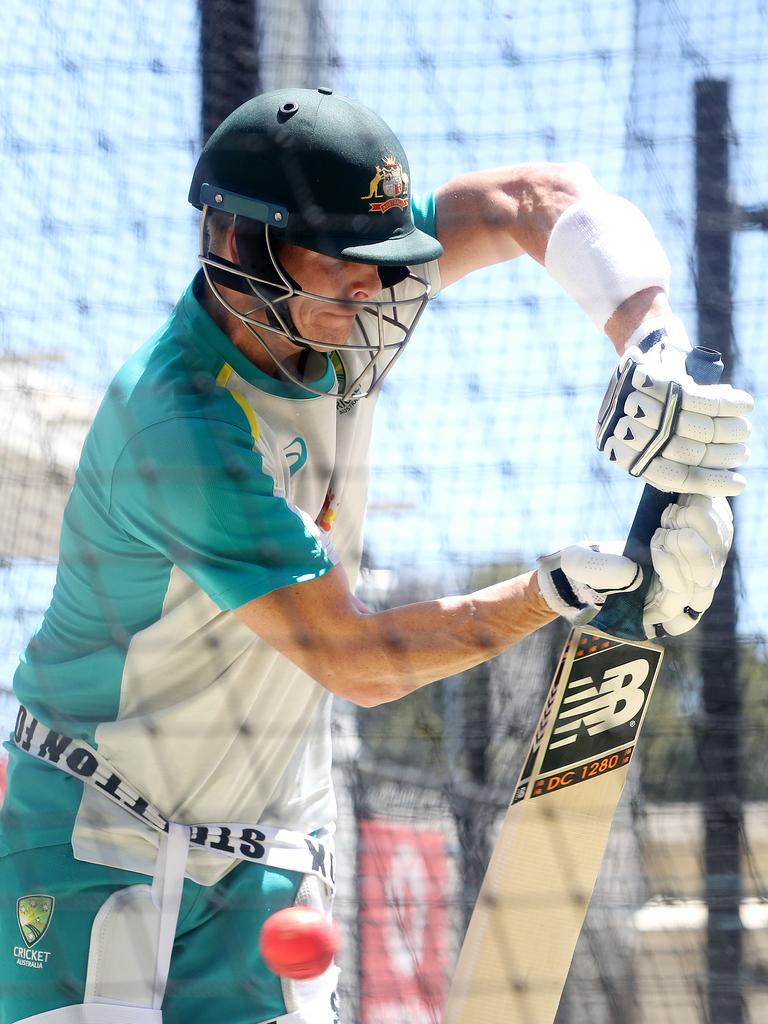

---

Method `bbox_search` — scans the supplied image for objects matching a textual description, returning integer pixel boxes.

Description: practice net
[2,2,767,1022]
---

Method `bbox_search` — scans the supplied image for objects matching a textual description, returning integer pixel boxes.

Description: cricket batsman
[0,88,752,1023]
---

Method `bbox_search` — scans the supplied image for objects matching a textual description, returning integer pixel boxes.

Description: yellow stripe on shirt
[216,363,260,443]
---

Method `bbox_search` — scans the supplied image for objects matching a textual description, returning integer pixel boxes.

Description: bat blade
[444,346,721,1022]
[443,626,664,1024]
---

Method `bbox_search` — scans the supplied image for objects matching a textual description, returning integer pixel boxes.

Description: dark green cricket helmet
[188,87,443,267]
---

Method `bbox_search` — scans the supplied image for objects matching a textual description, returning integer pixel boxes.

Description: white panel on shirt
[72,260,441,883]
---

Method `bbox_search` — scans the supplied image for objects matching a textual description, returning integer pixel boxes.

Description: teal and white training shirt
[3,199,440,884]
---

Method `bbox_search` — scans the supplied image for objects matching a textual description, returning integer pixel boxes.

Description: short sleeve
[409,191,441,298]
[412,191,437,238]
[109,416,335,610]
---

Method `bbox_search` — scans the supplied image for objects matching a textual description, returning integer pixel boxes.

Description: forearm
[236,566,555,708]
[330,570,555,706]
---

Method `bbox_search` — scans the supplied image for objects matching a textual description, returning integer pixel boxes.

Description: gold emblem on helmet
[361,156,409,212]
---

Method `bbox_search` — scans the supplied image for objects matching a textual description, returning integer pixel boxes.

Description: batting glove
[595,317,753,497]
[644,493,733,637]
[537,542,643,626]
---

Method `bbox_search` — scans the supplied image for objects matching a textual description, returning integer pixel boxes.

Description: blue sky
[1,0,766,699]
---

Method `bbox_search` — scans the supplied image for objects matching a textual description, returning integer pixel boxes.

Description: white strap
[150,823,188,1009]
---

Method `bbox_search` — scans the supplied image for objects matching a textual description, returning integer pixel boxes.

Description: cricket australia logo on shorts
[13,895,55,969]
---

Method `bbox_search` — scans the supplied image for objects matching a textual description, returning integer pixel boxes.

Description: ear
[226,225,240,264]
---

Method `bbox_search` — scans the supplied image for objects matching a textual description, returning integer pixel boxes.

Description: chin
[307,322,355,346]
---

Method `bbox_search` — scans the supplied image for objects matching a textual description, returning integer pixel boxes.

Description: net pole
[694,77,744,1024]
[445,659,492,935]
[200,0,260,144]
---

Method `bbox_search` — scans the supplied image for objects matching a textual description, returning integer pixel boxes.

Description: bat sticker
[539,637,662,776]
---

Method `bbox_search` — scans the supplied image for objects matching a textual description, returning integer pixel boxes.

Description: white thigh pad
[83,824,187,1011]
[84,885,161,1008]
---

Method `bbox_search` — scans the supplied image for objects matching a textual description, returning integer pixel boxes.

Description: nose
[348,262,382,301]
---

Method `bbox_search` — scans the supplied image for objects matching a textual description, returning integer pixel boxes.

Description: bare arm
[433,162,599,286]
[433,162,674,352]
[604,287,672,354]
[234,563,555,708]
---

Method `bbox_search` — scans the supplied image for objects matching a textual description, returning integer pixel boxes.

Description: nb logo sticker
[539,641,662,776]
[550,658,650,749]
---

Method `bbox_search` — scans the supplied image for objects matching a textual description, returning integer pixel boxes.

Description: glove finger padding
[611,415,745,471]
[652,527,722,589]
[596,320,754,497]
[560,542,640,591]
[630,363,753,419]
[643,494,733,638]
[680,384,754,419]
[603,439,747,497]
[622,393,752,445]
[660,492,734,551]
[538,542,642,625]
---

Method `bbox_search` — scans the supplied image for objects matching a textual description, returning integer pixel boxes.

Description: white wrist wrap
[544,195,672,330]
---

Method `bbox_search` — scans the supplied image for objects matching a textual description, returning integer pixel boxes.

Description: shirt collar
[177,271,336,400]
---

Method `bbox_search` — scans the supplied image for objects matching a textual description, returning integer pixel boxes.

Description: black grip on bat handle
[592,346,724,640]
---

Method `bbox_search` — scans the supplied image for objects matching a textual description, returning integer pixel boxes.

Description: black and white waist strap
[11,704,336,893]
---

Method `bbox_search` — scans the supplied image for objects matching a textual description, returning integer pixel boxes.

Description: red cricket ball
[259,906,340,980]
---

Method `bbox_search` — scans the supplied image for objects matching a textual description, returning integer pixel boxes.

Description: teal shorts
[0,843,302,1024]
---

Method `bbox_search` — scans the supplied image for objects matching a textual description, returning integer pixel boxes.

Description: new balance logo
[549,658,650,750]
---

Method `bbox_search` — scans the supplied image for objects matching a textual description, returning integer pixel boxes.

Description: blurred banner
[359,819,449,1023]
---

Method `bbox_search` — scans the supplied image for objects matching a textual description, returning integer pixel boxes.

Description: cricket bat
[443,347,723,1024]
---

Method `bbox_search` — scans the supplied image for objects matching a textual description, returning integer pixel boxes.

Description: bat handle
[591,346,724,640]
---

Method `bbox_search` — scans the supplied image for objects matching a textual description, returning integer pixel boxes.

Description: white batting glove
[595,317,753,497]
[537,542,643,626]
[644,493,733,637]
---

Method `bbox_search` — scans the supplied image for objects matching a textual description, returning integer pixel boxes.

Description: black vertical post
[200,0,260,143]
[442,566,494,936]
[694,77,743,1024]
[453,661,492,933]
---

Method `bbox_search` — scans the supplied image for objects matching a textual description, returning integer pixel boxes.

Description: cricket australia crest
[17,895,55,948]
[361,156,410,212]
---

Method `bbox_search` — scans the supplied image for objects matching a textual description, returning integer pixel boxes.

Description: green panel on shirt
[110,415,334,611]
[412,190,437,239]
[11,274,335,743]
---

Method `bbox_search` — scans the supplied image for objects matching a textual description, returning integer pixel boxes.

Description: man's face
[274,242,383,347]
